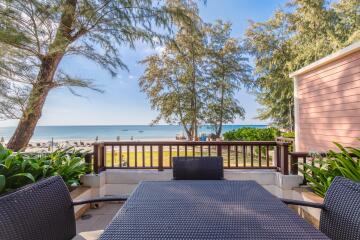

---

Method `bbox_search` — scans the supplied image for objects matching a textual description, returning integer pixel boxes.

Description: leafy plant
[0,145,36,193]
[44,148,89,186]
[0,145,89,195]
[300,142,360,197]
[0,175,4,193]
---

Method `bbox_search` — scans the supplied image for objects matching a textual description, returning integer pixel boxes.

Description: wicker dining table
[100,180,329,239]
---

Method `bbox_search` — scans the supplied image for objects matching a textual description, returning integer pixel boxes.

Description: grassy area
[103,146,275,168]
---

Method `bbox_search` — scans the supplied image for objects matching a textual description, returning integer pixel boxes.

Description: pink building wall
[292,42,360,152]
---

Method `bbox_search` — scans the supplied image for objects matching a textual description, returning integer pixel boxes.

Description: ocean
[0,125,267,142]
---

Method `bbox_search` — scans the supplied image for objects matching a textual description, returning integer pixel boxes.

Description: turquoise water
[0,125,267,142]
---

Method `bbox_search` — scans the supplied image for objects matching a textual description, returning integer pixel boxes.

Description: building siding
[296,50,360,152]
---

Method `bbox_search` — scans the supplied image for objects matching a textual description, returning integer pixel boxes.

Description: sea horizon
[0,124,267,142]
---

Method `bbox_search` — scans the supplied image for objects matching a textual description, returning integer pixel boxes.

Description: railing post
[99,143,105,171]
[158,145,163,171]
[275,145,281,169]
[93,143,105,174]
[93,143,99,174]
[217,145,222,157]
[290,153,298,175]
[84,153,93,174]
[276,142,289,175]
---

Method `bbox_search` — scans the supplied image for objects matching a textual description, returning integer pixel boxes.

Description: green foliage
[0,144,89,195]
[223,127,280,141]
[245,0,360,130]
[0,0,198,98]
[0,174,5,193]
[0,146,35,193]
[43,148,89,186]
[281,131,295,138]
[300,142,360,197]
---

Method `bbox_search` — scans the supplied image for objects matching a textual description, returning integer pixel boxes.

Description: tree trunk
[7,55,62,151]
[216,85,225,138]
[191,48,198,140]
[185,130,192,141]
[182,122,192,141]
[289,101,294,132]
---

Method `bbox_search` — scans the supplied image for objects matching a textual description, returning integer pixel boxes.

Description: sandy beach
[1,137,179,153]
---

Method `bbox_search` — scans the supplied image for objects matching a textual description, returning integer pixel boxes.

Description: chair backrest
[0,176,76,240]
[320,176,360,240]
[172,156,224,180]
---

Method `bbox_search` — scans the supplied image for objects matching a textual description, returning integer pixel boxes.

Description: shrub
[281,131,295,138]
[223,127,280,141]
[223,127,281,157]
[300,142,360,197]
[0,145,89,195]
[0,146,36,194]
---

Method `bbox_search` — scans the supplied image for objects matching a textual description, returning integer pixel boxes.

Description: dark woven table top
[100,181,329,239]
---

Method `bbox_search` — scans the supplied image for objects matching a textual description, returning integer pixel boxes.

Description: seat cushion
[173,157,224,180]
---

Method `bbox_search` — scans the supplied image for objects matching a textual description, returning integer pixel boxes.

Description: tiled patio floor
[74,203,122,240]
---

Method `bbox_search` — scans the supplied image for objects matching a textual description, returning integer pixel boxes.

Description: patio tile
[263,185,301,199]
[75,202,122,240]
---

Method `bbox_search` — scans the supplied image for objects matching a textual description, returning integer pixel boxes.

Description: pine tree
[139,8,205,140]
[140,19,251,139]
[245,0,359,130]
[204,20,250,137]
[0,0,197,150]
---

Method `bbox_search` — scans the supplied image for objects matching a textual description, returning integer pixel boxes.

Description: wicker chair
[172,156,224,180]
[282,176,360,240]
[0,176,127,240]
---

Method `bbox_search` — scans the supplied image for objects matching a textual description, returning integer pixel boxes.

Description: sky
[0,0,287,127]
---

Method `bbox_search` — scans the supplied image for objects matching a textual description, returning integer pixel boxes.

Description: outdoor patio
[67,139,320,238]
[0,0,359,238]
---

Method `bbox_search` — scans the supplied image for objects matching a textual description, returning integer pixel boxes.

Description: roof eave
[289,41,360,78]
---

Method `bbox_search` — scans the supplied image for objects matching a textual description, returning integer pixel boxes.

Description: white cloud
[139,42,165,55]
[154,46,165,54]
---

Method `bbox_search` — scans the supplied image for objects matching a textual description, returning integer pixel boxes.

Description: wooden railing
[289,152,314,184]
[276,136,295,152]
[89,141,292,174]
[290,151,359,184]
